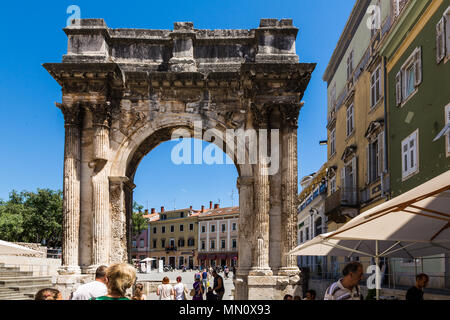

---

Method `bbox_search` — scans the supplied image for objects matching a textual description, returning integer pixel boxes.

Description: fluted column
[236,176,254,274]
[58,103,82,275]
[249,104,272,276]
[88,103,111,270]
[279,104,301,275]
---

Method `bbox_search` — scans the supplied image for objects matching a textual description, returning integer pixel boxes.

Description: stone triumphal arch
[44,18,315,299]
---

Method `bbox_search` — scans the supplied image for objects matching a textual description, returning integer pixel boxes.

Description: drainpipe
[381,56,389,200]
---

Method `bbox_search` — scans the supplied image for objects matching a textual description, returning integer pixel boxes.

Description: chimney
[214,203,219,209]
[151,208,155,214]
[209,201,213,209]
[201,205,205,212]
[144,209,149,214]
[161,206,165,213]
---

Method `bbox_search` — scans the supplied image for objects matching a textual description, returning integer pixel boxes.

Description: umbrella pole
[376,240,380,301]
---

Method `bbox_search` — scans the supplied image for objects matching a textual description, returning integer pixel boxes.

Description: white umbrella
[0,240,41,255]
[288,233,450,300]
[330,170,450,243]
[140,258,156,262]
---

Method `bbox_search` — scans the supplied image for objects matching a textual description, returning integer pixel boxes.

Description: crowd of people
[34,262,430,301]
[156,267,226,301]
[283,262,431,301]
[34,264,228,301]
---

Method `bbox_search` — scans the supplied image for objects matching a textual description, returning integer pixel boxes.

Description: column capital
[56,102,82,126]
[279,102,304,129]
[86,101,112,127]
[250,103,271,129]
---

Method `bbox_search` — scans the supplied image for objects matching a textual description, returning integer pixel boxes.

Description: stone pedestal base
[234,274,303,300]
[57,265,81,275]
[54,274,93,300]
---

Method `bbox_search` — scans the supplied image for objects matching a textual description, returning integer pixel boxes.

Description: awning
[329,170,450,242]
[227,253,238,259]
[218,254,227,259]
[207,255,217,260]
[197,254,206,260]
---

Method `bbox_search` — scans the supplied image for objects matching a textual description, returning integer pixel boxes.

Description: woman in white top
[157,277,174,300]
[173,276,189,300]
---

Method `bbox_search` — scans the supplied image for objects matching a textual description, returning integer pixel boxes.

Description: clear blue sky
[0,0,355,211]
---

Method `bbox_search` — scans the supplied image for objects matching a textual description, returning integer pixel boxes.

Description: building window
[161,226,166,234]
[330,84,336,110]
[152,240,156,249]
[211,225,215,233]
[180,212,184,218]
[169,239,175,247]
[221,240,226,249]
[367,139,379,183]
[330,176,336,194]
[153,227,157,234]
[330,128,336,157]
[161,239,165,248]
[300,230,303,243]
[346,104,354,136]
[315,217,322,237]
[201,241,206,250]
[180,225,184,232]
[305,227,309,241]
[139,239,144,248]
[132,240,137,248]
[396,47,422,106]
[221,224,226,233]
[210,240,215,250]
[401,130,419,179]
[189,223,194,231]
[170,225,174,233]
[370,65,382,108]
[188,238,195,247]
[347,50,354,81]
[178,238,185,247]
[232,223,237,231]
[436,16,446,63]
[232,239,237,249]
[201,225,206,233]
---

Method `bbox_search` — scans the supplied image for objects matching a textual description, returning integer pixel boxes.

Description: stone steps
[0,276,52,287]
[0,271,34,277]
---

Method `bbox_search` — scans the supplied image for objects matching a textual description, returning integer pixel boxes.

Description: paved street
[137,270,235,300]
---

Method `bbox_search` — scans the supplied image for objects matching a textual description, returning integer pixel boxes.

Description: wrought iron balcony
[165,246,177,252]
[325,187,358,216]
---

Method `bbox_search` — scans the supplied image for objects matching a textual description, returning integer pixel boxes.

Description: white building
[297,165,327,276]
[197,205,239,268]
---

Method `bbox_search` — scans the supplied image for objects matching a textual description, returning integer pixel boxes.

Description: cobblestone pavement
[137,270,235,300]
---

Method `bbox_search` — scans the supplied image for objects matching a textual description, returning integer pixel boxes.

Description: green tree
[132,201,147,237]
[0,189,63,247]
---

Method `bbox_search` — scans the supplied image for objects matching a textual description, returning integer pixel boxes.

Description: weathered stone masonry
[45,18,315,299]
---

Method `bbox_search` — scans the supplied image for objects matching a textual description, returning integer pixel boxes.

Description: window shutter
[446,106,450,153]
[402,139,409,178]
[446,12,450,57]
[412,132,418,173]
[395,71,402,106]
[352,157,358,204]
[366,145,370,184]
[378,132,384,177]
[414,47,422,86]
[340,167,345,194]
[436,17,446,63]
